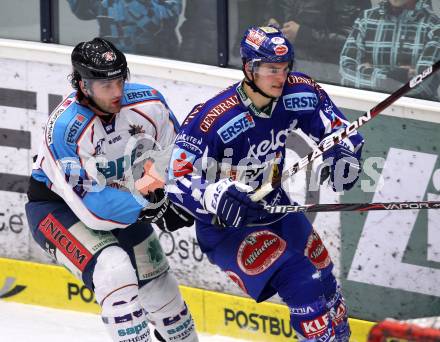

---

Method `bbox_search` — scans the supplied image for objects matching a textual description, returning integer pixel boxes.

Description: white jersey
[31,83,179,230]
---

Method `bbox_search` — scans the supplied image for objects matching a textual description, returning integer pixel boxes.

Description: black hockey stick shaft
[251,60,440,201]
[265,201,440,214]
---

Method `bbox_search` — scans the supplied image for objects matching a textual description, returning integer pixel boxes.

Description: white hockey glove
[203,178,266,228]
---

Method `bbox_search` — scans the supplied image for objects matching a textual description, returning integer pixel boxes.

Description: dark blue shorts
[196,212,333,302]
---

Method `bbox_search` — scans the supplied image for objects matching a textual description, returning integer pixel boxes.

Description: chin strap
[242,65,277,100]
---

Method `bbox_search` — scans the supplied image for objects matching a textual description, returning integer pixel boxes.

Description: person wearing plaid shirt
[339,0,440,101]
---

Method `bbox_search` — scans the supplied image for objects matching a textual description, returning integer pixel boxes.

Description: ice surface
[0,300,246,342]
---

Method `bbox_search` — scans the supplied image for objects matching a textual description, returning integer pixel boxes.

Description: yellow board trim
[0,257,375,341]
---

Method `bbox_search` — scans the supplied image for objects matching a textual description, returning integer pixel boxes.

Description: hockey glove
[204,178,266,228]
[157,201,194,232]
[139,188,194,231]
[322,141,362,192]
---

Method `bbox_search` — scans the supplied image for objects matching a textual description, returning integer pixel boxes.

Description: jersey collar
[236,81,278,119]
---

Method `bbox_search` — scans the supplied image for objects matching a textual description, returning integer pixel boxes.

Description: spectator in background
[178,0,218,65]
[340,0,440,101]
[261,0,371,83]
[67,0,182,59]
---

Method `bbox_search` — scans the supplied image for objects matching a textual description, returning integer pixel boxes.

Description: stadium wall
[0,38,439,332]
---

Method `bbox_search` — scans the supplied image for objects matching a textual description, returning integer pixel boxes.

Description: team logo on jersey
[175,133,203,154]
[65,114,87,145]
[128,124,145,136]
[125,89,157,101]
[38,214,93,272]
[225,270,248,294]
[237,230,286,275]
[96,149,136,180]
[283,92,318,111]
[94,138,105,156]
[304,231,331,270]
[330,112,344,129]
[199,95,240,132]
[290,304,315,316]
[217,112,255,143]
[287,75,325,100]
[169,148,196,178]
[300,313,331,339]
[247,120,297,159]
[133,234,169,281]
[332,301,348,325]
[108,135,122,145]
[183,103,203,126]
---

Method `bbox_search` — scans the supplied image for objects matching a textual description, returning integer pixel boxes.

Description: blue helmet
[240,26,294,65]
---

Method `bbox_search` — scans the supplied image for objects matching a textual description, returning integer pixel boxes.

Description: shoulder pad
[198,91,241,133]
[286,72,317,86]
[46,98,93,147]
[285,72,325,101]
[46,95,76,145]
[122,83,162,105]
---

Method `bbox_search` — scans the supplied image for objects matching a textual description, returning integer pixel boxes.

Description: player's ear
[79,80,89,96]
[243,62,253,80]
[244,61,252,74]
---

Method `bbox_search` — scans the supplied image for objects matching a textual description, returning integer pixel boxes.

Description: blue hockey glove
[322,141,362,192]
[204,178,266,228]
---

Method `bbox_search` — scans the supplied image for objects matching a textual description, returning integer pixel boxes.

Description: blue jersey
[168,72,364,225]
[31,83,179,231]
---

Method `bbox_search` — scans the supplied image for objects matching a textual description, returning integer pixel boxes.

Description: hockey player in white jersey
[25,38,198,342]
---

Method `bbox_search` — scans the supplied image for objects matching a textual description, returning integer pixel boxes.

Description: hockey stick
[265,200,440,214]
[250,60,440,202]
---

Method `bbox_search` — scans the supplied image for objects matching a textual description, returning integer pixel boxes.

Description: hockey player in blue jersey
[168,26,364,341]
[25,38,198,342]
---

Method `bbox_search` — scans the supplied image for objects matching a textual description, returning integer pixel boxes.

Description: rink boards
[0,257,375,342]
[0,40,440,324]
[1,39,440,332]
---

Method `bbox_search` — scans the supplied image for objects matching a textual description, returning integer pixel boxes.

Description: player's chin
[269,86,283,97]
[106,103,122,114]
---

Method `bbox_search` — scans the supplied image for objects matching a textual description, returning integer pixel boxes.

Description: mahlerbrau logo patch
[225,270,248,294]
[304,230,331,270]
[237,230,286,275]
